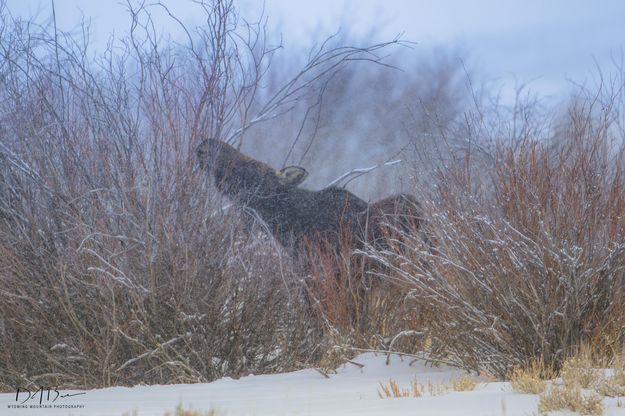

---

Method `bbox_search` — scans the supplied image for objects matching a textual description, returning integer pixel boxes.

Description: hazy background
[7,0,625,101]
[4,0,625,199]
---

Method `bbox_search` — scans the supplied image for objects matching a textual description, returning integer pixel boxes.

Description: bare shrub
[250,43,469,201]
[304,235,427,370]
[367,81,625,377]
[0,0,405,390]
[0,200,315,389]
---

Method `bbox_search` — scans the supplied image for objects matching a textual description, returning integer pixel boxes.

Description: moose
[197,139,424,258]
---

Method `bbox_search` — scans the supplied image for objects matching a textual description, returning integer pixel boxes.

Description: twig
[386,330,425,364]
[350,347,459,368]
[117,336,183,372]
[314,368,330,378]
[347,360,365,368]
[327,159,402,188]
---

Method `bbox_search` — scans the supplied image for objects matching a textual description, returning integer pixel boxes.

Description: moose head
[197,139,369,252]
[197,139,308,198]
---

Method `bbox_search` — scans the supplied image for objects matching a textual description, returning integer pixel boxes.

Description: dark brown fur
[197,139,424,256]
[367,193,425,246]
[198,139,369,252]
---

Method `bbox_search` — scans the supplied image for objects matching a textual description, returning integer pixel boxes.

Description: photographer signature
[15,387,86,405]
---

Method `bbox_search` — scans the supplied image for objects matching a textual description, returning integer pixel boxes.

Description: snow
[2,353,624,416]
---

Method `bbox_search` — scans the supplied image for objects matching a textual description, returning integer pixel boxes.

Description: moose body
[197,139,423,255]
[234,185,369,249]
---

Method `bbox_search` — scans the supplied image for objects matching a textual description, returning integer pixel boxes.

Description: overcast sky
[5,0,625,102]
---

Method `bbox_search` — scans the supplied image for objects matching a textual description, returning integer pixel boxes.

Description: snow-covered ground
[2,353,624,416]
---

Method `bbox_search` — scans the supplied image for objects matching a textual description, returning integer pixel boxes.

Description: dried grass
[163,405,217,416]
[561,347,605,389]
[377,376,451,398]
[509,359,554,394]
[451,375,477,391]
[378,378,420,398]
[538,385,604,416]
[597,355,625,397]
[377,373,478,399]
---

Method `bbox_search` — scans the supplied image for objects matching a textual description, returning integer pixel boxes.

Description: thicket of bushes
[0,0,323,389]
[368,87,625,376]
[0,0,623,390]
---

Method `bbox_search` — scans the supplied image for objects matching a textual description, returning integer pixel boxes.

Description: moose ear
[276,166,309,186]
